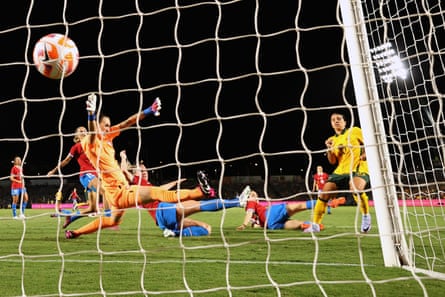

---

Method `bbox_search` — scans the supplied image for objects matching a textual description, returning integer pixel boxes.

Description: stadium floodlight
[370,42,407,83]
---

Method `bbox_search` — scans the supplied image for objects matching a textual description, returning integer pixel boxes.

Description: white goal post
[3,1,445,296]
[339,0,409,267]
[341,0,445,278]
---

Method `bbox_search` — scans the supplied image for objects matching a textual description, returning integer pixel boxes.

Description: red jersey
[133,175,152,186]
[69,142,96,177]
[70,190,80,200]
[132,175,157,223]
[144,200,160,224]
[313,172,329,191]
[10,165,23,189]
[245,200,267,227]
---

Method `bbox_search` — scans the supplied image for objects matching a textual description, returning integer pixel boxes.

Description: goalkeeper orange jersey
[329,126,368,175]
[81,125,129,189]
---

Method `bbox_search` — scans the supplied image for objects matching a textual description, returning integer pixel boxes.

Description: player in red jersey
[47,126,103,227]
[313,165,332,214]
[10,156,29,219]
[236,186,322,231]
[236,186,346,232]
[120,150,243,238]
[145,195,244,237]
[119,150,154,187]
[67,187,81,209]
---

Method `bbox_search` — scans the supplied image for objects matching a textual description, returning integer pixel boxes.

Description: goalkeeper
[65,94,214,239]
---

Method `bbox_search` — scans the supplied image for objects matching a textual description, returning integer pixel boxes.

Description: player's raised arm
[117,97,161,130]
[119,150,134,184]
[86,93,97,144]
[47,154,73,176]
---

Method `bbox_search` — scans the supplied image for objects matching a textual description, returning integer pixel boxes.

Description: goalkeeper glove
[143,97,162,116]
[86,93,97,114]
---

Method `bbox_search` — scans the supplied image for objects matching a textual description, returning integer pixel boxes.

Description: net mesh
[0,0,444,296]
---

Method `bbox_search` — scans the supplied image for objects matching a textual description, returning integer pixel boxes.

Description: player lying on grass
[120,150,245,237]
[144,188,250,237]
[236,186,345,232]
[65,94,215,239]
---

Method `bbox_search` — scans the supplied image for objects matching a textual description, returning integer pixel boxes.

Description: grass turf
[0,206,444,297]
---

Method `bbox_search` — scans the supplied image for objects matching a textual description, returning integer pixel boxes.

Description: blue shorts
[155,202,178,230]
[11,188,26,196]
[155,203,210,237]
[80,173,97,192]
[266,203,289,230]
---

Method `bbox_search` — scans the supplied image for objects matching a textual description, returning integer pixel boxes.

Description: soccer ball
[32,33,79,79]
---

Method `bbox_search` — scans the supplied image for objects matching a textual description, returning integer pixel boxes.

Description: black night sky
[0,0,355,183]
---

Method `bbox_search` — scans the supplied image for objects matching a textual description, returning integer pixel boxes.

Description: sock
[181,226,209,237]
[360,192,369,214]
[306,200,316,210]
[352,193,359,204]
[313,198,328,224]
[352,193,369,215]
[69,210,82,224]
[12,203,17,217]
[21,202,27,213]
[199,199,240,211]
[74,216,117,235]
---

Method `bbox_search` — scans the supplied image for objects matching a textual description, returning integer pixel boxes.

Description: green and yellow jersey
[328,127,368,175]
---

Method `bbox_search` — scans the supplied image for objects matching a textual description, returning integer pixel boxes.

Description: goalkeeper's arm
[86,93,98,144]
[117,97,161,130]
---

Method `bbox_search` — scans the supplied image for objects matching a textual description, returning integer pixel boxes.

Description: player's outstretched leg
[198,198,241,211]
[63,210,83,229]
[181,226,210,236]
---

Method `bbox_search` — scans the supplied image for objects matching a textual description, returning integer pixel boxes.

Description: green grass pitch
[0,206,444,297]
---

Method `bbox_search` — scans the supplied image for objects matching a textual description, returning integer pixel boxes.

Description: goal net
[342,0,445,277]
[1,0,445,296]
